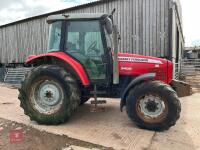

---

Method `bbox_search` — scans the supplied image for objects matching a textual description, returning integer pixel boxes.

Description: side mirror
[105,17,113,34]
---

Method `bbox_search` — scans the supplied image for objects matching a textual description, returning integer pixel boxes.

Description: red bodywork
[26,51,173,85]
[25,52,90,86]
[118,52,173,84]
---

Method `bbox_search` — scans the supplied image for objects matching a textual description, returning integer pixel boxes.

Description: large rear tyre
[18,65,80,124]
[126,81,181,131]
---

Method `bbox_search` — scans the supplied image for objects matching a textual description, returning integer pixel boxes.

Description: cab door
[64,20,109,84]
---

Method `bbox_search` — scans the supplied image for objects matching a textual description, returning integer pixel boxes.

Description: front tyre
[18,65,80,124]
[126,81,181,131]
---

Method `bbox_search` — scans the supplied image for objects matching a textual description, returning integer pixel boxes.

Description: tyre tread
[126,81,181,131]
[18,65,80,124]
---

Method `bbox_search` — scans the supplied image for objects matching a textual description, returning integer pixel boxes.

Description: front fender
[25,52,90,86]
[120,73,156,111]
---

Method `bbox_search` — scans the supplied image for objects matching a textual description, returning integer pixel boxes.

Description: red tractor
[18,12,190,131]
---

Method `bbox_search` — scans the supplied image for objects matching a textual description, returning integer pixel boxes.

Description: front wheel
[126,81,181,131]
[18,65,80,124]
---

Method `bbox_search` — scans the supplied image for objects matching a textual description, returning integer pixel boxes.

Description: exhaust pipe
[109,8,119,84]
[113,25,119,84]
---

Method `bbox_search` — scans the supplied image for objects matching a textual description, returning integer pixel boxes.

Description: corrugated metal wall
[0,19,49,63]
[0,0,182,64]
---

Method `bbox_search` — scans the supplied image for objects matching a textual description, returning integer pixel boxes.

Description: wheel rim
[30,78,64,115]
[136,94,168,123]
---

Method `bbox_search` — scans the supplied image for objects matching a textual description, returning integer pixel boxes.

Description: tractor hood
[118,52,172,83]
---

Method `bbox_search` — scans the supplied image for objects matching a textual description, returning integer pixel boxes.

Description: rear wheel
[18,65,80,124]
[126,81,181,131]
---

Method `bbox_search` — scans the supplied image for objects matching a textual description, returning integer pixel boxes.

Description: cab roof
[47,13,108,24]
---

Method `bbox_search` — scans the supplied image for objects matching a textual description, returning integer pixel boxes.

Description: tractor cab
[47,13,119,85]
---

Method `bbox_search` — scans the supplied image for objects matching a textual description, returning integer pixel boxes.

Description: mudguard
[25,52,90,86]
[120,73,156,111]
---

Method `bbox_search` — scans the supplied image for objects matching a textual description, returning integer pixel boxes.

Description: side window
[67,32,79,51]
[48,22,62,52]
[85,32,104,59]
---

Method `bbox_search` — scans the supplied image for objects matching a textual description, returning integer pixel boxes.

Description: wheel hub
[145,100,159,113]
[139,95,166,118]
[45,91,53,99]
[31,79,64,115]
[39,83,61,106]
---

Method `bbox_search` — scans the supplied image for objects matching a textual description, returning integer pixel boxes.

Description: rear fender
[120,73,156,111]
[25,52,90,86]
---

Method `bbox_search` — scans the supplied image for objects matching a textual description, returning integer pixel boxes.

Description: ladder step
[90,91,107,95]
[91,100,106,105]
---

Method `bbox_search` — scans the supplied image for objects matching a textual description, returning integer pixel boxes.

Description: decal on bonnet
[118,57,163,64]
[120,67,133,71]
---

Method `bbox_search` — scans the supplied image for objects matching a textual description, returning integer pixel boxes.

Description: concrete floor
[0,84,199,150]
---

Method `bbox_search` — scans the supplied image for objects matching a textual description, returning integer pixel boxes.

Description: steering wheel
[87,41,98,53]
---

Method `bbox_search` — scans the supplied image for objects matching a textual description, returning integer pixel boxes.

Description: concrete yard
[0,84,199,150]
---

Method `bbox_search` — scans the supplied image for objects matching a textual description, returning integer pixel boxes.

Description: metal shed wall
[0,0,183,64]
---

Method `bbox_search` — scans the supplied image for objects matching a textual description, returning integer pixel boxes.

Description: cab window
[65,20,106,81]
[48,21,62,52]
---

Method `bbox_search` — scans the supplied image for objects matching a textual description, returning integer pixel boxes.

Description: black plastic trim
[120,73,156,111]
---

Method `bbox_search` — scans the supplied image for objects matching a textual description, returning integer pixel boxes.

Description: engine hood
[118,52,171,83]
